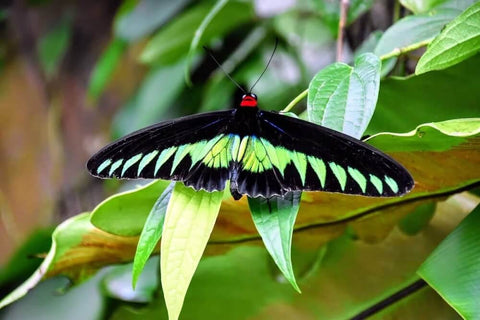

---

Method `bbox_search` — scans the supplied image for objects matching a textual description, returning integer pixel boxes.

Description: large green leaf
[416,1,480,74]
[160,183,224,320]
[248,192,301,292]
[418,204,480,319]
[374,8,461,58]
[308,53,380,139]
[140,0,254,65]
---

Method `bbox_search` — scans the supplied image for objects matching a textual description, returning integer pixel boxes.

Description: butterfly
[87,93,414,200]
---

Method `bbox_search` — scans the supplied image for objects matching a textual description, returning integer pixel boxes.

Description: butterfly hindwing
[87,110,235,192]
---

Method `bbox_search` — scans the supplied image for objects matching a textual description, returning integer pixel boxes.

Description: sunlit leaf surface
[416,1,480,74]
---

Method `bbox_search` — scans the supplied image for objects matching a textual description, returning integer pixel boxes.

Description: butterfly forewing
[232,110,413,198]
[87,110,235,192]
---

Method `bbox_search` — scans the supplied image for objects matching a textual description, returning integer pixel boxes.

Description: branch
[282,89,308,113]
[336,0,350,62]
[350,279,428,319]
[379,39,432,61]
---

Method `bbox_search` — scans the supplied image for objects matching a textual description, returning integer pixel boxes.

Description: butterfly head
[240,93,258,108]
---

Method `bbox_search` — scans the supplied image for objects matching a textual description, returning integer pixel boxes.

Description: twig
[282,88,308,113]
[336,0,350,62]
[379,39,432,61]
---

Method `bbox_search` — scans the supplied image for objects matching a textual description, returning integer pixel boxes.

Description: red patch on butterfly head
[240,94,258,108]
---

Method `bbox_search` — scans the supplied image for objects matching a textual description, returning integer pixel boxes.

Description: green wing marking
[155,147,177,175]
[348,166,367,193]
[308,156,326,188]
[110,159,124,176]
[97,159,112,175]
[384,175,399,193]
[122,154,143,176]
[369,174,383,194]
[138,151,158,175]
[329,162,347,191]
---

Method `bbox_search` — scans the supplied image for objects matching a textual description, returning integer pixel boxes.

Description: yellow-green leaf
[161,183,224,320]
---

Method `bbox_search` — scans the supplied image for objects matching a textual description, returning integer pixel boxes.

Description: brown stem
[336,0,350,62]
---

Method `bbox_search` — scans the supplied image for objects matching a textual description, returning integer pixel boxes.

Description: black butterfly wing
[232,110,414,198]
[87,110,236,192]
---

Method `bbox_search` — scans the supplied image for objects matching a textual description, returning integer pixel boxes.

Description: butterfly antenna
[203,46,246,94]
[249,38,278,93]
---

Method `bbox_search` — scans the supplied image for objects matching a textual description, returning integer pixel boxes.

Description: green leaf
[416,2,480,74]
[37,18,71,77]
[398,202,436,235]
[90,180,171,236]
[418,203,480,319]
[132,182,175,288]
[87,38,127,100]
[161,183,224,320]
[114,0,190,42]
[308,53,380,139]
[132,182,174,288]
[248,192,302,293]
[140,0,253,65]
[374,8,461,58]
[112,58,185,138]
